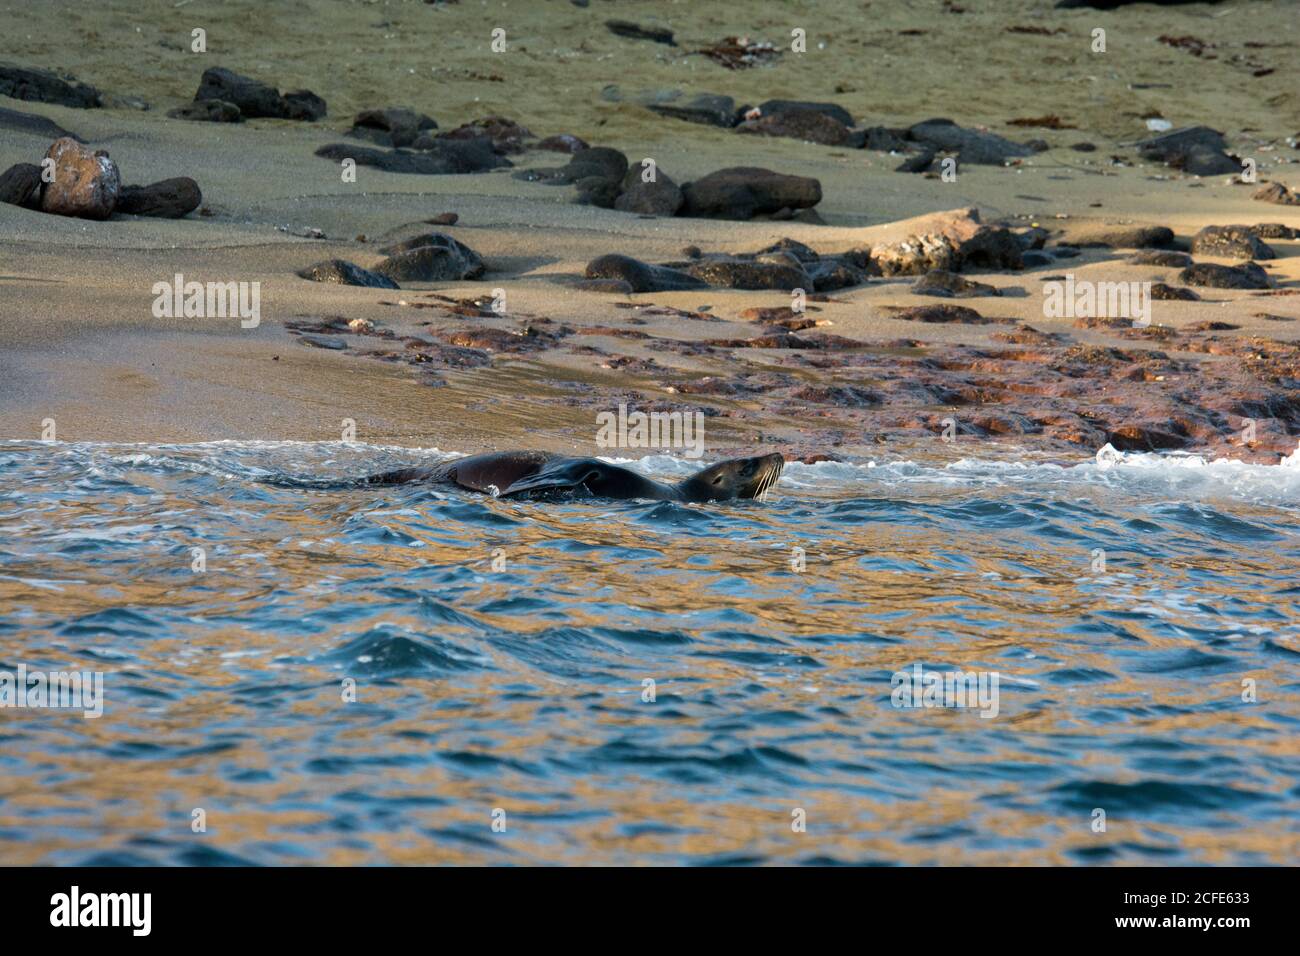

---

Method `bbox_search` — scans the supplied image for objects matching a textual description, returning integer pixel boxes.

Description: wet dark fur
[354,450,785,502]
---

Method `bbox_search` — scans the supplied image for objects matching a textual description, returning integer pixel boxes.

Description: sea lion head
[678,452,785,502]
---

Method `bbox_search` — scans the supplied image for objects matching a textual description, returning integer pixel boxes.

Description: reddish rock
[40,137,120,220]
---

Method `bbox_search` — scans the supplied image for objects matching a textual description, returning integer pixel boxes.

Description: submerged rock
[40,137,120,220]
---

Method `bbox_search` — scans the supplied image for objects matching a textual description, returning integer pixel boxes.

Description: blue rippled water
[0,440,1297,865]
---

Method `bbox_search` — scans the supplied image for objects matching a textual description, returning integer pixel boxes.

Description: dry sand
[1,0,1298,459]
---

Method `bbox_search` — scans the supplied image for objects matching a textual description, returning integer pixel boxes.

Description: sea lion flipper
[500,458,599,497]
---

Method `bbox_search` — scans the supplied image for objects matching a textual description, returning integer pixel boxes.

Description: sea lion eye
[712,475,722,484]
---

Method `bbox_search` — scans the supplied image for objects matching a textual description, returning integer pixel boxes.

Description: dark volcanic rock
[757,100,854,128]
[647,93,739,128]
[680,167,821,219]
[347,108,437,147]
[889,304,994,324]
[0,106,81,140]
[1150,283,1200,301]
[807,258,867,291]
[297,259,399,288]
[687,257,808,291]
[1133,125,1238,175]
[957,226,1025,270]
[606,20,675,45]
[0,63,101,108]
[518,146,628,185]
[895,150,935,173]
[1253,182,1299,206]
[913,270,999,297]
[194,67,324,120]
[860,126,910,152]
[40,137,120,220]
[1179,262,1272,290]
[1071,225,1176,249]
[282,89,327,121]
[0,163,44,209]
[574,175,622,208]
[614,167,683,216]
[536,133,589,154]
[584,254,707,293]
[374,233,485,282]
[168,99,242,123]
[737,109,851,146]
[435,116,532,154]
[907,118,1034,164]
[1249,223,1297,239]
[116,177,202,218]
[1191,225,1276,260]
[1128,249,1193,267]
[316,141,507,174]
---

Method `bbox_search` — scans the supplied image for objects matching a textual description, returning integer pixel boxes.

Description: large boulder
[193,67,325,120]
[116,178,202,218]
[614,165,683,216]
[40,137,120,220]
[0,63,101,108]
[679,167,822,219]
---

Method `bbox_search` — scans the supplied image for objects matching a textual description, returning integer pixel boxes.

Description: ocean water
[0,440,1297,866]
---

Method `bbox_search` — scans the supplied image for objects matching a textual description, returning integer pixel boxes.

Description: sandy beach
[2,0,1298,460]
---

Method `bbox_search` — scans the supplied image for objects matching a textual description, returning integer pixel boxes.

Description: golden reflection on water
[1,452,1298,865]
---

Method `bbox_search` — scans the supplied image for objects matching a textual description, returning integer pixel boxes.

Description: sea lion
[358,450,786,502]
